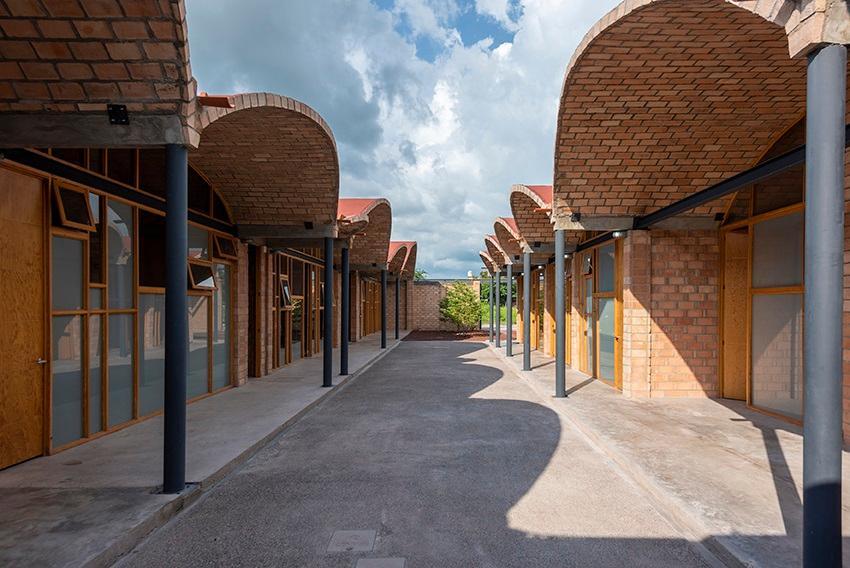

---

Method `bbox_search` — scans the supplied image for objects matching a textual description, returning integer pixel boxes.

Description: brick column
[235,242,250,385]
[621,231,651,397]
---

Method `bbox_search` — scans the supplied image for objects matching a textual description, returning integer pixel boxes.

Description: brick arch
[191,92,339,227]
[493,217,524,259]
[387,242,409,275]
[484,235,508,268]
[340,199,392,268]
[510,185,553,245]
[553,0,808,227]
[399,241,418,280]
[480,251,498,275]
[0,0,198,147]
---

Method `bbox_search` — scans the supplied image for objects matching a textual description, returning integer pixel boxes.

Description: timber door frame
[0,163,49,467]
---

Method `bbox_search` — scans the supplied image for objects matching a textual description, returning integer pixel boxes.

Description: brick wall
[620,231,650,397]
[411,281,454,331]
[648,230,720,397]
[235,241,249,385]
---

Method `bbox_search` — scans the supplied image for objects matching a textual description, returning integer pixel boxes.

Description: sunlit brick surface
[553,0,809,222]
[493,217,524,260]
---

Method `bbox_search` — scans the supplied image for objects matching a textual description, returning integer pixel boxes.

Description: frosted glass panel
[108,314,134,426]
[751,294,803,420]
[752,212,803,288]
[139,294,165,416]
[89,315,102,434]
[212,265,231,390]
[188,295,209,399]
[599,298,615,381]
[107,200,134,308]
[52,316,83,447]
[597,243,615,293]
[52,237,83,310]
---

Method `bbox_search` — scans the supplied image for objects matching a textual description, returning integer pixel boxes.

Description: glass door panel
[598,298,615,382]
[584,275,593,374]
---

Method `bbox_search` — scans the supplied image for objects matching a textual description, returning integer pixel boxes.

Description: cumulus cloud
[185,0,620,278]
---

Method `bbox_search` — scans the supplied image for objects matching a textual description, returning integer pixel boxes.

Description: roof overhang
[191,92,339,239]
[338,198,392,272]
[553,0,815,230]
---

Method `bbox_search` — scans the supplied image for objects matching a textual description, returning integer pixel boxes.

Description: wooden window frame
[188,261,218,291]
[54,183,96,232]
[213,234,239,260]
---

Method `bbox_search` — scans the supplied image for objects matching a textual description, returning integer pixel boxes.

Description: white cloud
[474,0,520,30]
[185,0,621,278]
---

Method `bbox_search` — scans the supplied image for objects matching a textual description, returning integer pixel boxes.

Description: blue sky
[185,0,620,278]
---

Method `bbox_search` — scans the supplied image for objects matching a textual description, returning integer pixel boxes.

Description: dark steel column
[323,237,334,388]
[163,144,188,494]
[803,43,846,568]
[523,251,531,371]
[395,277,400,340]
[494,269,501,348]
[488,274,494,343]
[555,229,566,397]
[506,264,513,357]
[380,269,387,348]
[340,246,350,376]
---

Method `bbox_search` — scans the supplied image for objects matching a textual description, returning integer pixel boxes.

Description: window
[188,225,210,260]
[189,262,216,290]
[213,234,238,260]
[106,199,134,309]
[188,167,212,215]
[280,279,292,308]
[54,184,95,231]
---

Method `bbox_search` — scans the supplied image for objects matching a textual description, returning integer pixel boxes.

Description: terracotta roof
[387,241,409,274]
[398,241,418,280]
[338,197,392,270]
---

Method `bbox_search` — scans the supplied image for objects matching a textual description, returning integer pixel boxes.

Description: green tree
[439,282,480,331]
[414,268,428,281]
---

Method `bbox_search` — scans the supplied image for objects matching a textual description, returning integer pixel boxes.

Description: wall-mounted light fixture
[612,230,627,239]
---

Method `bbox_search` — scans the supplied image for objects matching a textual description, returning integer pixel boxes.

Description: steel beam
[381,269,387,348]
[340,246,350,375]
[803,43,846,568]
[523,251,531,371]
[555,229,566,397]
[323,237,334,388]
[506,264,513,357]
[163,144,188,494]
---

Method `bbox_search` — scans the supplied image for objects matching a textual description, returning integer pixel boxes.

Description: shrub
[439,282,480,331]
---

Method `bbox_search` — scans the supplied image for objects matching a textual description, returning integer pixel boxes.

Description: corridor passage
[119,340,708,568]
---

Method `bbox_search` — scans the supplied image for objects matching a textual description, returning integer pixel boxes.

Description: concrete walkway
[496,339,850,567]
[119,340,710,568]
[0,331,406,568]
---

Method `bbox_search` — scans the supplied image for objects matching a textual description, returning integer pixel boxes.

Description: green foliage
[414,269,428,281]
[439,282,480,331]
[479,274,515,305]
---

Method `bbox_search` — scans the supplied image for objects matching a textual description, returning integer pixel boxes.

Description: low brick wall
[410,279,480,332]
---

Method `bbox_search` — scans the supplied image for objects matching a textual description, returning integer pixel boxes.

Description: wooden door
[722,230,748,401]
[0,166,46,469]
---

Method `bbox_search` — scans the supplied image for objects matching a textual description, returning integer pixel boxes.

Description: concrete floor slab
[119,340,710,568]
[0,332,405,568]
[495,340,850,567]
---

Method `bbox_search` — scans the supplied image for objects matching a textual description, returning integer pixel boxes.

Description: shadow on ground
[114,340,828,568]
